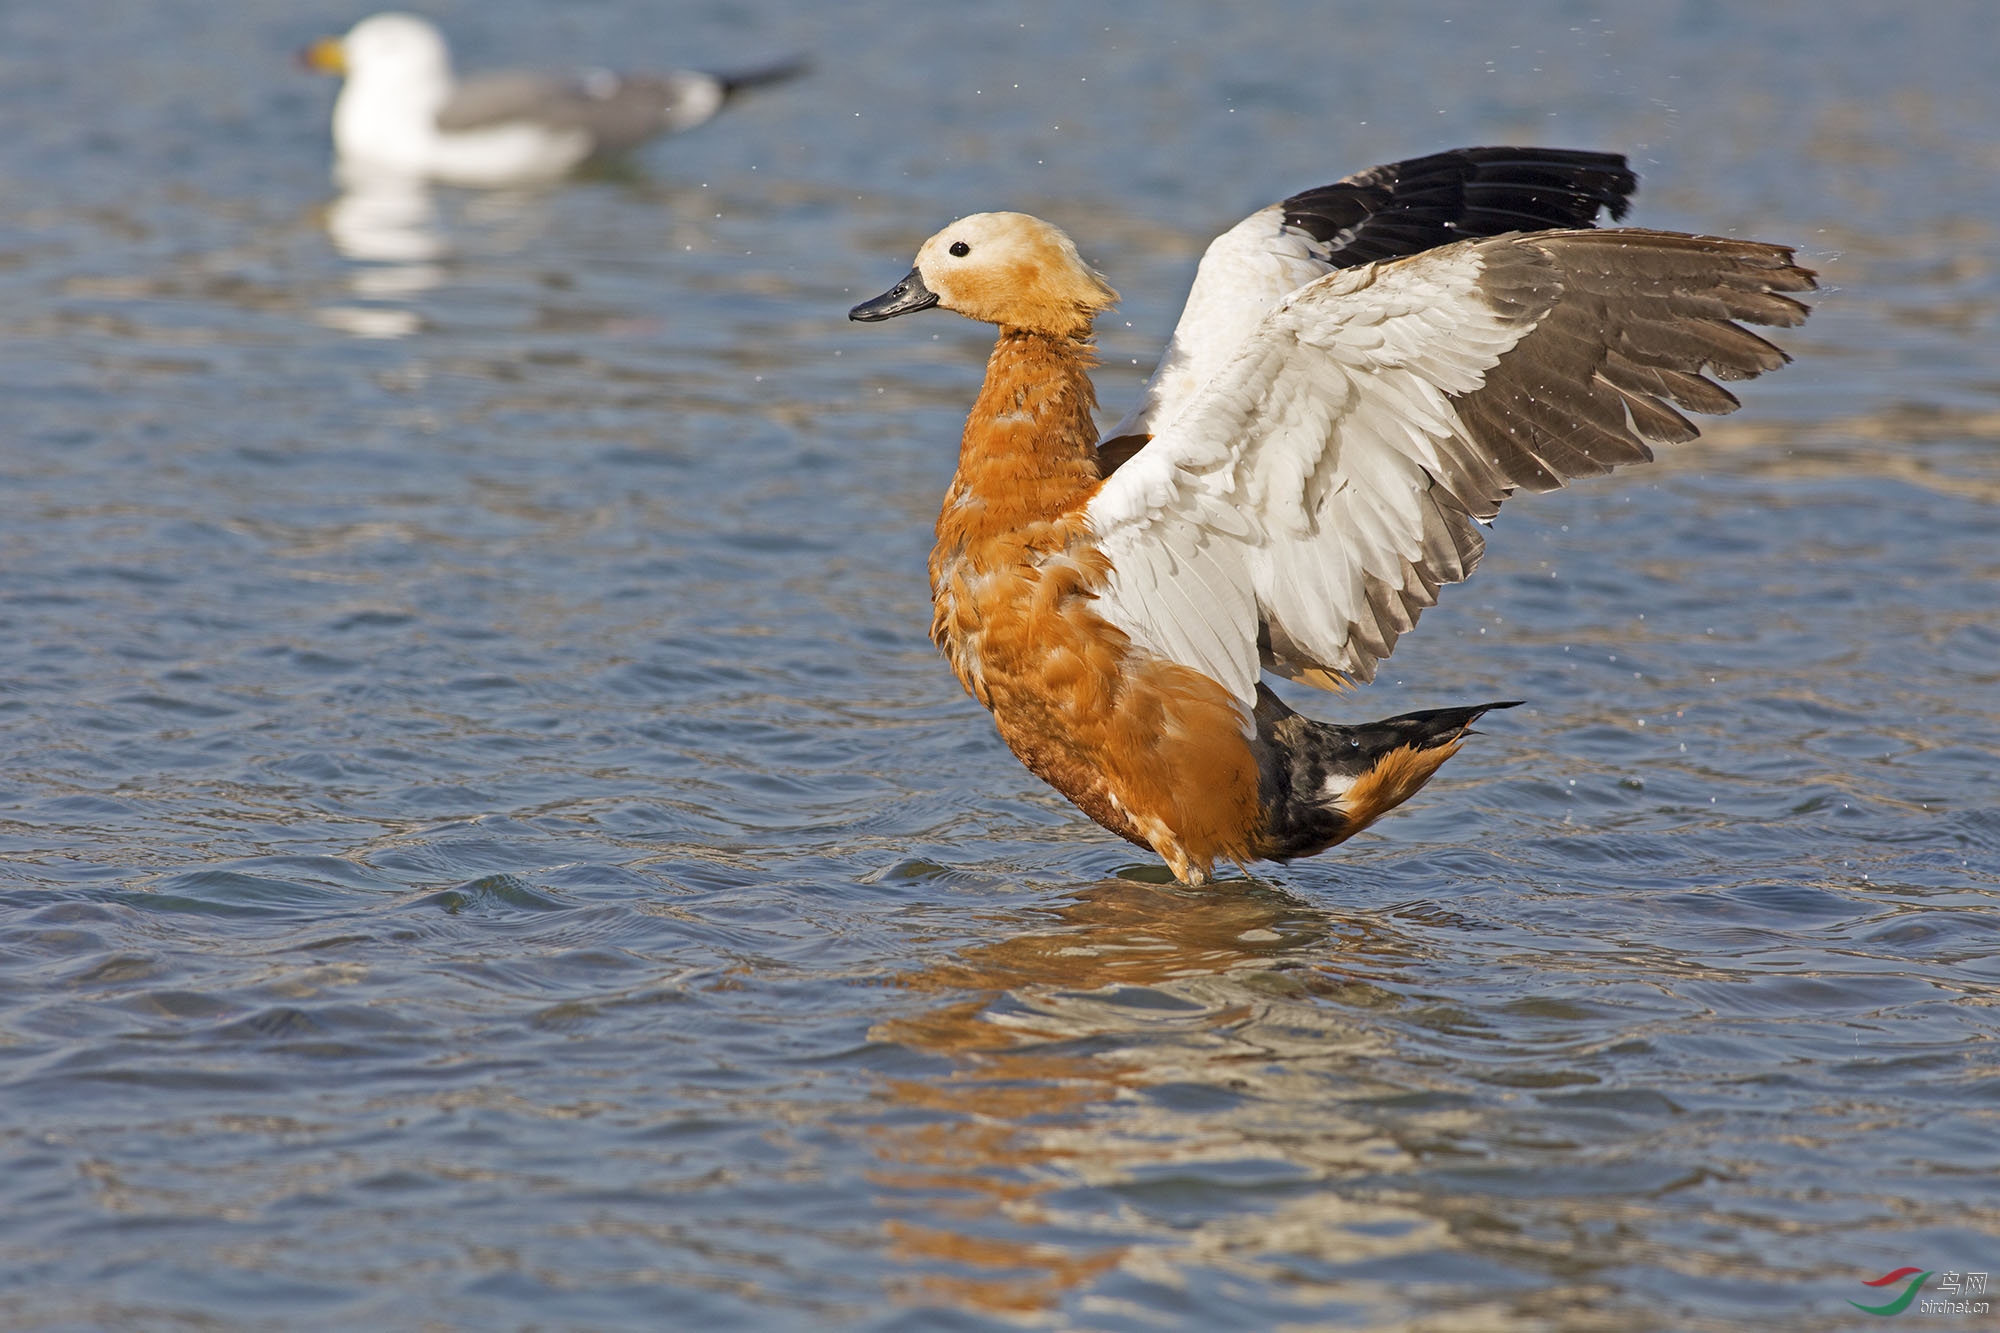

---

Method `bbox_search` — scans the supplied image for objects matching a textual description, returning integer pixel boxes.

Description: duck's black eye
[948,241,970,257]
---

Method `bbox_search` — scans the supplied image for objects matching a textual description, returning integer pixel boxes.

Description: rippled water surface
[2,1,1997,1328]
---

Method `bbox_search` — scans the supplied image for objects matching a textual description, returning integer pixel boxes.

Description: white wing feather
[1085,243,1529,707]
[1105,204,1337,442]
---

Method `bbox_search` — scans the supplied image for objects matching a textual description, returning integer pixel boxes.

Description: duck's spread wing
[1083,228,1816,706]
[1101,147,1638,452]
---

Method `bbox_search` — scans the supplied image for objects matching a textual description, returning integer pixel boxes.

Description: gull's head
[303,12,451,87]
[850,212,1118,339]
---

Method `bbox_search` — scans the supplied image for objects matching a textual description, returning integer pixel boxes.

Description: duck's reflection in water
[316,171,447,339]
[869,875,1450,1320]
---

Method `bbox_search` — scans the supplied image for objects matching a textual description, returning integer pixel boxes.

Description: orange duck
[851,147,1814,885]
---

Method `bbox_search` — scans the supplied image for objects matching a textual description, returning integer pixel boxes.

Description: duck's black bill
[849,270,938,322]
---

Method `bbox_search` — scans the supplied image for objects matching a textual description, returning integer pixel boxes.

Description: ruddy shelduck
[851,147,1814,885]
[300,12,802,186]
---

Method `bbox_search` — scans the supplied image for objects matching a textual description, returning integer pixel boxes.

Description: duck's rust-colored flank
[929,327,1262,883]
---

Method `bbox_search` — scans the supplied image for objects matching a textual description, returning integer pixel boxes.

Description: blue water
[1,0,1996,1328]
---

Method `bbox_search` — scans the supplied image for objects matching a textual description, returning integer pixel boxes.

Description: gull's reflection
[869,877,1441,1317]
[316,169,446,339]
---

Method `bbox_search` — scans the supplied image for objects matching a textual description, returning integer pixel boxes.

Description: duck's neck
[940,328,1102,545]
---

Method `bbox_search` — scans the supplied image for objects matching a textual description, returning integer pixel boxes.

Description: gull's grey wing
[437,68,730,153]
[435,71,573,132]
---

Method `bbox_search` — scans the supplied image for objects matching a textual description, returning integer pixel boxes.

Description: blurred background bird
[300,11,804,185]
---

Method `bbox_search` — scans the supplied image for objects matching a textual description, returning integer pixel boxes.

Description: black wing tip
[1452,698,1525,732]
[1357,699,1525,749]
[1281,146,1638,260]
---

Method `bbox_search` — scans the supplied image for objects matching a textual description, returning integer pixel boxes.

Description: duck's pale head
[850,212,1118,339]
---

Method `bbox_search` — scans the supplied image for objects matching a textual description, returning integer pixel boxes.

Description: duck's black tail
[1250,687,1519,862]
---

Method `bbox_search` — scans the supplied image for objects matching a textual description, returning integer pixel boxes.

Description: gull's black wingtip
[717,57,810,98]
